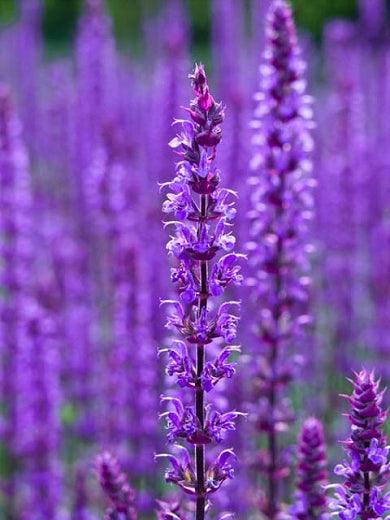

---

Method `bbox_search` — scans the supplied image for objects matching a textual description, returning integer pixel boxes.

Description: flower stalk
[96,451,137,520]
[291,418,328,519]
[248,1,314,516]
[329,370,390,519]
[158,64,243,518]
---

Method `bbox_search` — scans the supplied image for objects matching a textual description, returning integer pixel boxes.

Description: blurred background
[0,0,367,54]
[0,0,390,519]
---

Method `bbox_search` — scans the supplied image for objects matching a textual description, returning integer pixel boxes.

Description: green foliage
[0,0,360,48]
[42,0,81,48]
[0,442,14,477]
[61,401,77,426]
[290,0,357,39]
[0,0,15,24]
[188,0,210,60]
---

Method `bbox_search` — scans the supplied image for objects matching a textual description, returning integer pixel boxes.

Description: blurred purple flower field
[0,0,389,519]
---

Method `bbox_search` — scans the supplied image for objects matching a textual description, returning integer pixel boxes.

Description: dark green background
[0,0,387,54]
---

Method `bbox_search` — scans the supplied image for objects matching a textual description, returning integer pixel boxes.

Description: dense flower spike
[329,371,390,520]
[75,0,118,172]
[159,64,242,519]
[248,1,314,517]
[14,286,63,520]
[0,88,63,519]
[318,20,362,376]
[290,418,328,519]
[96,451,137,520]
[14,0,42,158]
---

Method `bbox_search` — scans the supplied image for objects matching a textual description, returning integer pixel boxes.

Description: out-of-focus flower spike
[96,451,137,520]
[290,418,328,519]
[247,1,314,517]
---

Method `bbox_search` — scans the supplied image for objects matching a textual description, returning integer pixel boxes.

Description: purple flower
[329,370,390,519]
[161,397,245,445]
[96,451,137,520]
[158,64,242,518]
[155,445,196,495]
[160,341,196,388]
[290,418,328,519]
[206,449,237,494]
[209,253,245,296]
[247,1,314,517]
[201,346,241,392]
[162,299,240,345]
[156,446,237,497]
[160,343,240,392]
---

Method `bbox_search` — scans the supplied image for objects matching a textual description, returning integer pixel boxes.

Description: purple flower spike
[248,1,314,517]
[159,64,243,519]
[96,451,137,520]
[290,418,328,519]
[329,370,390,520]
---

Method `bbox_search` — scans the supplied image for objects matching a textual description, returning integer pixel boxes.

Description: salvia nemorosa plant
[2,1,390,518]
[0,87,32,516]
[75,0,118,174]
[51,224,97,442]
[15,0,42,159]
[319,20,363,376]
[0,87,63,518]
[370,221,390,377]
[247,1,314,517]
[96,451,137,520]
[329,370,390,519]
[157,64,244,519]
[15,287,62,520]
[290,418,328,519]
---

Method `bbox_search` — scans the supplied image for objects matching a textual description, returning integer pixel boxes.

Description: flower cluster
[160,397,245,444]
[156,445,236,496]
[96,451,137,520]
[160,342,240,392]
[159,64,243,517]
[163,299,240,345]
[247,1,314,516]
[329,371,390,519]
[290,418,328,519]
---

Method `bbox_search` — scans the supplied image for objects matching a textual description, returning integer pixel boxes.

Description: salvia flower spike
[96,451,137,520]
[329,370,390,520]
[248,0,314,517]
[290,417,328,519]
[159,63,243,519]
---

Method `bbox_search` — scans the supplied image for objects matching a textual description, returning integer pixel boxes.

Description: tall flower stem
[157,64,243,518]
[267,176,285,517]
[196,194,208,519]
[248,2,314,516]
